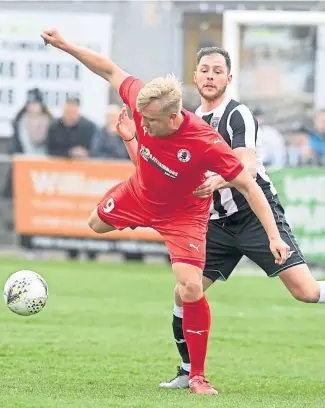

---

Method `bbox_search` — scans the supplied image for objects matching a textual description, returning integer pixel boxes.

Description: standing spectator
[46,97,97,261]
[308,109,325,165]
[90,104,130,160]
[47,97,95,159]
[253,109,286,168]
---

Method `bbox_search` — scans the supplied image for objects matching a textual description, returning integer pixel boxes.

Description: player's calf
[88,208,116,234]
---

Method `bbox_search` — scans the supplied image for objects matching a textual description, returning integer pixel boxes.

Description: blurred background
[0,0,324,272]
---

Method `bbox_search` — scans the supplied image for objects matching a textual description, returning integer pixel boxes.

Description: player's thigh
[156,216,208,270]
[204,220,242,282]
[238,197,306,277]
[96,182,148,231]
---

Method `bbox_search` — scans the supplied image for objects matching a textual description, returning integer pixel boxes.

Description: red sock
[182,296,211,378]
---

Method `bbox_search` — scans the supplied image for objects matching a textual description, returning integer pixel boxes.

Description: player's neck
[201,93,227,113]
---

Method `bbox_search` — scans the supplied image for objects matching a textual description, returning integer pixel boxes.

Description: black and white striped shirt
[196,97,277,219]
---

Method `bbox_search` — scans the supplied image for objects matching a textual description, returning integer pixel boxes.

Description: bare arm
[41,29,129,91]
[212,147,256,189]
[194,147,256,195]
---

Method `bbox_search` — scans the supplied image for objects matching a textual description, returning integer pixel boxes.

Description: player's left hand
[269,237,290,265]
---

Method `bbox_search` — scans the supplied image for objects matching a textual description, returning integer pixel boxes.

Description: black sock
[172,314,190,367]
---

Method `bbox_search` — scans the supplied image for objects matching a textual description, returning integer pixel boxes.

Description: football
[3,270,48,316]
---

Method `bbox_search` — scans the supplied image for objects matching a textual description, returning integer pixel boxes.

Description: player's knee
[88,211,108,234]
[174,285,182,306]
[291,285,320,303]
[179,279,203,302]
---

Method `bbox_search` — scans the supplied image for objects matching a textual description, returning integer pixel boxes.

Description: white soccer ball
[3,270,48,316]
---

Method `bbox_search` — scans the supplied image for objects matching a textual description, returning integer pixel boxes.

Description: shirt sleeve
[119,76,145,114]
[227,105,258,149]
[204,136,244,182]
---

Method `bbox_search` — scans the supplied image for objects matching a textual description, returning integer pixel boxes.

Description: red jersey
[119,76,244,217]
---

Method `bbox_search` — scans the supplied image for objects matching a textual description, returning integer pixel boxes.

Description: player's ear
[227,74,233,85]
[193,71,197,85]
[169,112,177,122]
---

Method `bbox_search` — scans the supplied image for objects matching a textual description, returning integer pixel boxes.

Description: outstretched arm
[41,29,129,92]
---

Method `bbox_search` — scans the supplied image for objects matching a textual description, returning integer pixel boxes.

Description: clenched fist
[41,28,67,49]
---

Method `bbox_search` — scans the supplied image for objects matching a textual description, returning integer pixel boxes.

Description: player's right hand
[193,174,216,198]
[41,28,66,49]
[116,105,136,141]
[269,237,290,265]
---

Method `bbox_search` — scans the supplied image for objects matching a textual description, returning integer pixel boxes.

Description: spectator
[308,109,325,165]
[3,88,52,198]
[11,88,52,156]
[47,97,96,159]
[287,125,315,167]
[47,97,97,261]
[90,104,130,160]
[253,109,286,168]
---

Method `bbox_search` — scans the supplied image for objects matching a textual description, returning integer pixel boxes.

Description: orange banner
[13,156,163,241]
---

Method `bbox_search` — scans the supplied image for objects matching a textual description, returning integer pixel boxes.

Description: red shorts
[97,182,208,270]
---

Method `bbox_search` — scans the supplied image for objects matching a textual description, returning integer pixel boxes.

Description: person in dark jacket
[90,104,130,160]
[46,97,96,159]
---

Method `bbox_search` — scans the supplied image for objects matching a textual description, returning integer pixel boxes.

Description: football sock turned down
[182,296,211,378]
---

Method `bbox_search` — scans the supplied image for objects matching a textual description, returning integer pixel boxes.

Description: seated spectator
[90,104,130,160]
[287,125,315,166]
[253,109,286,168]
[308,109,325,165]
[47,97,96,159]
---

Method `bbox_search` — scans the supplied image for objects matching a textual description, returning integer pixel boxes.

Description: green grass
[0,258,324,408]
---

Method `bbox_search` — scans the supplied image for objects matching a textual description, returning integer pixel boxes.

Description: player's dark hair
[196,47,231,74]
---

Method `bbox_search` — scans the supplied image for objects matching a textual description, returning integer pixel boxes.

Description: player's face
[194,54,232,102]
[140,101,175,137]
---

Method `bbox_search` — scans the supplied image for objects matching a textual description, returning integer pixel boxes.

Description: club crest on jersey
[177,149,191,163]
[211,116,220,129]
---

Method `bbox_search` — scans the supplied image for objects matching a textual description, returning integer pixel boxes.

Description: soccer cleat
[189,375,218,395]
[159,366,189,389]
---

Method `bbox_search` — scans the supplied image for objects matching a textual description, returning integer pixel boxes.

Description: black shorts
[203,196,306,281]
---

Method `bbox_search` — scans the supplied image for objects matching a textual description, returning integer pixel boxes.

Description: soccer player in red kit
[41,29,290,395]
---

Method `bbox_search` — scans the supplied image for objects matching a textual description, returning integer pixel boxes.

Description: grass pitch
[0,258,324,408]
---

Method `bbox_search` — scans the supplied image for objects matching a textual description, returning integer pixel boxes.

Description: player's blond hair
[136,74,182,115]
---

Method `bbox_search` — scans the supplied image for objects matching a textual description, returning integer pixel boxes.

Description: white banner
[0,10,113,137]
